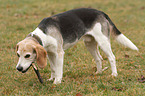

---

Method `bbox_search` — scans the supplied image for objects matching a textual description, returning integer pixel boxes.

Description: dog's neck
[29,28,58,52]
[26,33,43,46]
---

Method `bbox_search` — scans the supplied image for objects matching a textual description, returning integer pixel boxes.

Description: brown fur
[16,38,47,69]
[34,44,47,69]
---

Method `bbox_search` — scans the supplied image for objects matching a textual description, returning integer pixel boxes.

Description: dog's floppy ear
[16,44,19,51]
[34,44,47,69]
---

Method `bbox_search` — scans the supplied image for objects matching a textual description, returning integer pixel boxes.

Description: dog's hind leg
[88,23,118,76]
[84,35,102,74]
[97,45,103,60]
[99,41,117,76]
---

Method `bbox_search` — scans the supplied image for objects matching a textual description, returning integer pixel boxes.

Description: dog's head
[16,39,47,73]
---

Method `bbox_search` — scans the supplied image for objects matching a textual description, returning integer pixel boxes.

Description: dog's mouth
[17,63,43,83]
[22,64,32,73]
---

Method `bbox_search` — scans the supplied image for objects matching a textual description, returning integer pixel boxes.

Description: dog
[16,8,138,84]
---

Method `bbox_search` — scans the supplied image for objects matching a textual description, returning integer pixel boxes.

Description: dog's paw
[111,72,118,77]
[53,78,62,84]
[95,67,109,74]
[47,78,54,81]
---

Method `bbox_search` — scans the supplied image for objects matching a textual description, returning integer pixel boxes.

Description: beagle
[16,8,138,84]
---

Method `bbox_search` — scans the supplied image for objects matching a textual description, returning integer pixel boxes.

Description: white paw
[47,77,54,81]
[53,78,62,84]
[111,72,118,77]
[95,67,109,74]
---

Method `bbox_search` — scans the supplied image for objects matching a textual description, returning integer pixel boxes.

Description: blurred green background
[0,0,144,95]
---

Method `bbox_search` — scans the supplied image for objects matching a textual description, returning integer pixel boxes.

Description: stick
[32,63,43,84]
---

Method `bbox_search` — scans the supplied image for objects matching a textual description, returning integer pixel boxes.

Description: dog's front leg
[53,50,64,84]
[47,53,56,81]
[47,50,64,84]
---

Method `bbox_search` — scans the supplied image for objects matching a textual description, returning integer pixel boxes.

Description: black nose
[17,66,23,71]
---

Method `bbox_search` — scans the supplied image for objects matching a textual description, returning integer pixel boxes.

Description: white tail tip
[116,34,139,51]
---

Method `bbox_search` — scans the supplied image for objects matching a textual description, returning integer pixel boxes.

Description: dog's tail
[103,13,139,51]
[115,34,139,51]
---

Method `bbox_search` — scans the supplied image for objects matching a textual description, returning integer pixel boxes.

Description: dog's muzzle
[17,64,32,73]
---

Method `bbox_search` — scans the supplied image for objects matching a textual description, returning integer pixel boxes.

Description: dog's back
[38,8,113,43]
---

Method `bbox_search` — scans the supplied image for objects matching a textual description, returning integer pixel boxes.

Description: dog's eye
[17,53,20,57]
[25,54,30,58]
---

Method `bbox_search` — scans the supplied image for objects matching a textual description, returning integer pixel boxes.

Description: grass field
[0,0,145,95]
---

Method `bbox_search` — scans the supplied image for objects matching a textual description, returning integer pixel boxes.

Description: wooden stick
[32,63,43,84]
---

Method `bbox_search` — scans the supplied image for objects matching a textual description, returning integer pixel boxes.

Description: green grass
[0,0,145,95]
